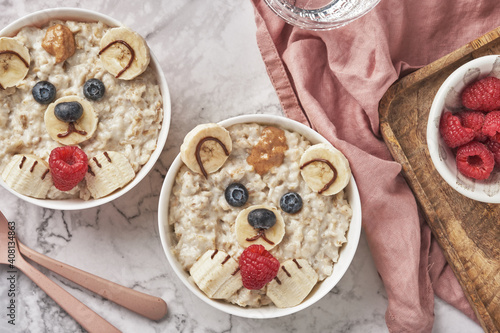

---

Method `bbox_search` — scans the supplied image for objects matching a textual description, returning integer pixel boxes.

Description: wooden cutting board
[379,27,500,333]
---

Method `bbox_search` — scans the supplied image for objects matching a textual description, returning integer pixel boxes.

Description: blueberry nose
[247,208,276,230]
[54,101,83,123]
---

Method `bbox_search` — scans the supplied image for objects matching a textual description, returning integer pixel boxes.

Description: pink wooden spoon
[1,211,167,323]
[0,212,121,333]
[18,241,168,320]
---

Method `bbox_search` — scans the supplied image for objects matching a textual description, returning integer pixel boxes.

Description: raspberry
[482,110,500,141]
[461,76,500,112]
[456,141,494,180]
[239,244,279,290]
[486,139,500,165]
[439,111,475,148]
[49,146,88,191]
[458,111,486,141]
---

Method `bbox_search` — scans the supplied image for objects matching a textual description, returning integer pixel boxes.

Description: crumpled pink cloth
[251,0,500,331]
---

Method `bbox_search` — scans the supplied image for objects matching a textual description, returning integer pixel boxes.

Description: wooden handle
[16,255,121,333]
[19,242,167,321]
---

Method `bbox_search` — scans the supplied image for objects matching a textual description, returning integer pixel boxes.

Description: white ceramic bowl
[427,55,500,203]
[158,114,362,318]
[0,8,171,210]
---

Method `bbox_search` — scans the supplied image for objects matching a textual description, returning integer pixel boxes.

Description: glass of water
[263,0,381,30]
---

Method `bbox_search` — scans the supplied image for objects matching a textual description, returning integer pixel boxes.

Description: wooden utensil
[0,212,121,333]
[18,241,168,321]
[0,211,167,321]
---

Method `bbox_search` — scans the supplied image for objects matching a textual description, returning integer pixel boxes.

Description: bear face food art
[169,122,353,308]
[0,20,163,200]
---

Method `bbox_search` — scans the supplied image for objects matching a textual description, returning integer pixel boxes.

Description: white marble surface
[0,1,484,332]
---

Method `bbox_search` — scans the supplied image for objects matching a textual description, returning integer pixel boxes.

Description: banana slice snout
[44,96,98,145]
[299,143,351,196]
[235,205,285,251]
[189,249,243,299]
[0,37,30,89]
[180,123,232,177]
[99,27,150,80]
[2,154,52,199]
[266,259,318,308]
[85,151,135,199]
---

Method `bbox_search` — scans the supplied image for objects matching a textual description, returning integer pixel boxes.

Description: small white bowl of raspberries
[427,55,500,203]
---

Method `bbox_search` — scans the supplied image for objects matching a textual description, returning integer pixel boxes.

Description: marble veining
[0,0,483,332]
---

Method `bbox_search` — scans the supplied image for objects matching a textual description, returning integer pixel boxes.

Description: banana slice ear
[180,123,232,177]
[44,96,98,145]
[99,27,150,80]
[0,37,30,89]
[299,143,351,196]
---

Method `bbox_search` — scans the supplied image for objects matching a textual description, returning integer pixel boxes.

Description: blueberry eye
[248,208,276,230]
[32,81,56,104]
[83,78,105,101]
[225,183,248,207]
[280,192,303,214]
[54,102,83,123]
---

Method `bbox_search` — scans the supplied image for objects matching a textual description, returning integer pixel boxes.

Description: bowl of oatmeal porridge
[158,114,362,318]
[0,8,171,210]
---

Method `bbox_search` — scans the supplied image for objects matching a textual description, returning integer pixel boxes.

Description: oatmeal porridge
[0,20,163,200]
[168,122,352,308]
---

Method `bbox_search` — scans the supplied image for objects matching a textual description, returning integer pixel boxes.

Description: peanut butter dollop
[247,126,288,175]
[42,24,75,63]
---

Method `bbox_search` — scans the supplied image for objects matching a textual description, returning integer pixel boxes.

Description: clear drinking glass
[263,0,381,30]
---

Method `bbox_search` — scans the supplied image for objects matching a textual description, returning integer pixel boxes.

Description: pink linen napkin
[251,0,500,331]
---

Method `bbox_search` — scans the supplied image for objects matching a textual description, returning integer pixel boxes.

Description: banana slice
[85,151,135,199]
[180,123,232,177]
[235,205,285,251]
[0,37,30,88]
[300,143,351,196]
[189,249,243,299]
[44,96,98,145]
[266,259,318,308]
[99,27,150,80]
[1,154,52,199]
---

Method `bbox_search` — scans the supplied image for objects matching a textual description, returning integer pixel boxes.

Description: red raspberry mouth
[49,146,88,191]
[239,244,280,290]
